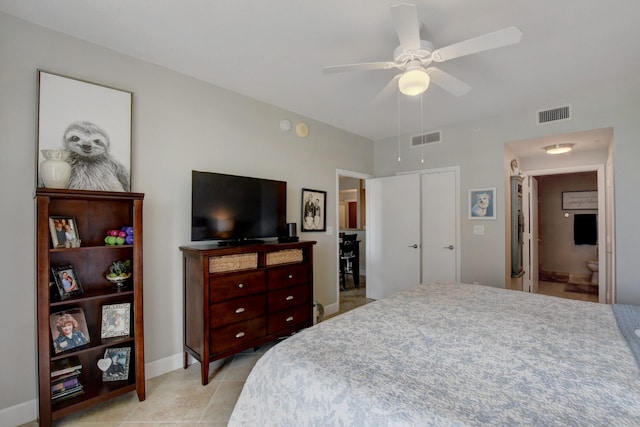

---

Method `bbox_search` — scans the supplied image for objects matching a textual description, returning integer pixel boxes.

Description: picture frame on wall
[100,303,131,339]
[301,188,327,232]
[50,308,90,354]
[469,187,497,220]
[37,70,132,192]
[48,216,80,248]
[51,264,84,299]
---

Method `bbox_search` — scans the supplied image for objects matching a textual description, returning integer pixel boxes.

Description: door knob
[443,245,454,250]
[408,244,418,249]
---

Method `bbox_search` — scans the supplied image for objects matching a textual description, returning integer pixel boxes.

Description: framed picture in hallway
[469,187,496,220]
[301,188,326,232]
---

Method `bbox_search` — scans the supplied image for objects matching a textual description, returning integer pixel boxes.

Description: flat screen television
[191,170,287,245]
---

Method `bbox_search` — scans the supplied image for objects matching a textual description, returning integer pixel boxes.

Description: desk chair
[340,234,358,290]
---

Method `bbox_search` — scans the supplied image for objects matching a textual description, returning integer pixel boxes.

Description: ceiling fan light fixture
[544,143,574,155]
[398,67,430,96]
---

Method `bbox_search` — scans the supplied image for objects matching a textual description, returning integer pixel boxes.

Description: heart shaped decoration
[97,357,112,372]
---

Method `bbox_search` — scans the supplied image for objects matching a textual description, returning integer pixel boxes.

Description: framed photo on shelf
[48,216,80,248]
[101,303,131,338]
[51,264,84,299]
[50,308,90,354]
[469,187,497,220]
[301,188,327,232]
[102,347,131,382]
[37,70,132,192]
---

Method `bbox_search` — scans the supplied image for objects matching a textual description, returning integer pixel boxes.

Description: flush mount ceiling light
[398,62,430,96]
[544,143,574,155]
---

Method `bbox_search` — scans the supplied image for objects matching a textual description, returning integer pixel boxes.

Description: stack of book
[50,356,84,402]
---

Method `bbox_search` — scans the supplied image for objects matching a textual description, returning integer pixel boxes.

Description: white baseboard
[0,398,37,427]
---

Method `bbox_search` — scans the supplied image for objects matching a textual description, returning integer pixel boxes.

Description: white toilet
[587,259,599,284]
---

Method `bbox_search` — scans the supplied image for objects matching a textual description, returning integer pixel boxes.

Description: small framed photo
[469,187,496,220]
[101,303,131,338]
[49,216,80,248]
[50,308,90,354]
[102,347,131,382]
[51,264,84,299]
[301,188,327,232]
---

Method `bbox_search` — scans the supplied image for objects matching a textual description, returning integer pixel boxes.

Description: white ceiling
[1,0,639,144]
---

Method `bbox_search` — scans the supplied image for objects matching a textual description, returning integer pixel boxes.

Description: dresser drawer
[209,270,266,303]
[268,304,310,335]
[211,317,266,354]
[267,263,309,290]
[210,294,266,328]
[268,283,310,313]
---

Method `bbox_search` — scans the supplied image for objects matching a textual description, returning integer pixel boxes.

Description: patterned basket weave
[209,253,258,273]
[266,249,303,266]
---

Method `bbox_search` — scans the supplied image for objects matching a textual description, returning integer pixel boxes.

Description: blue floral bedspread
[229,283,640,426]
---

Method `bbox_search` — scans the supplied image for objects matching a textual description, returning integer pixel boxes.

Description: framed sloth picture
[37,70,132,192]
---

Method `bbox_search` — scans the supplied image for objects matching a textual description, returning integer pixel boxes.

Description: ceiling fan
[323,3,522,99]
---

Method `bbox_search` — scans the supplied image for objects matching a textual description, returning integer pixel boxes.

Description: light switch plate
[326,226,333,235]
[473,225,485,235]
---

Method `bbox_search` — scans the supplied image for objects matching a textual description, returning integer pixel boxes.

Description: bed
[229,282,640,426]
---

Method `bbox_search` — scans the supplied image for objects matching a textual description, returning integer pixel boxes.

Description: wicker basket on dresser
[179,240,315,385]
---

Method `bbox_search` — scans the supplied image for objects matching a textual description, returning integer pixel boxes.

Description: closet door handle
[408,244,418,249]
[443,245,454,250]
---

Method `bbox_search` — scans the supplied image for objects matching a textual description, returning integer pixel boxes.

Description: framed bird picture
[36,70,132,192]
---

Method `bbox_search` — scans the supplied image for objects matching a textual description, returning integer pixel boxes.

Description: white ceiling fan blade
[371,74,401,105]
[390,3,421,51]
[431,26,522,63]
[426,67,471,96]
[323,61,397,73]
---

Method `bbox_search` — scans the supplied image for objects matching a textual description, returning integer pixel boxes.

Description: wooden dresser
[179,240,315,385]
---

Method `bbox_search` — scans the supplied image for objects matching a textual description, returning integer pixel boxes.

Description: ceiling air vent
[537,105,571,125]
[411,131,441,147]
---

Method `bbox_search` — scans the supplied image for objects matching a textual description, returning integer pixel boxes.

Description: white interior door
[366,174,421,300]
[523,175,539,293]
[421,170,459,283]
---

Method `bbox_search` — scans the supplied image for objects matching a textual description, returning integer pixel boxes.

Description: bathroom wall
[537,172,598,277]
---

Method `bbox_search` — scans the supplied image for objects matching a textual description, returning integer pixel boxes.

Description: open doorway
[527,171,601,303]
[505,127,614,303]
[333,169,372,318]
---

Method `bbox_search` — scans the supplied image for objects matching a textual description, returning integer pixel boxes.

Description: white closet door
[366,174,421,300]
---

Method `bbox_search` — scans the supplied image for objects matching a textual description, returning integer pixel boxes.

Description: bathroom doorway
[527,171,600,303]
[505,127,614,304]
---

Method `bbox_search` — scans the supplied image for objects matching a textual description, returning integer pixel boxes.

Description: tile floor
[21,278,591,426]
[536,280,599,303]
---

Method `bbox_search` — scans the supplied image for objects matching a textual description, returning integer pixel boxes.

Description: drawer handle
[286,316,294,322]
[286,295,294,301]
[235,332,245,338]
[238,283,244,289]
[288,274,293,279]
[235,307,245,314]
